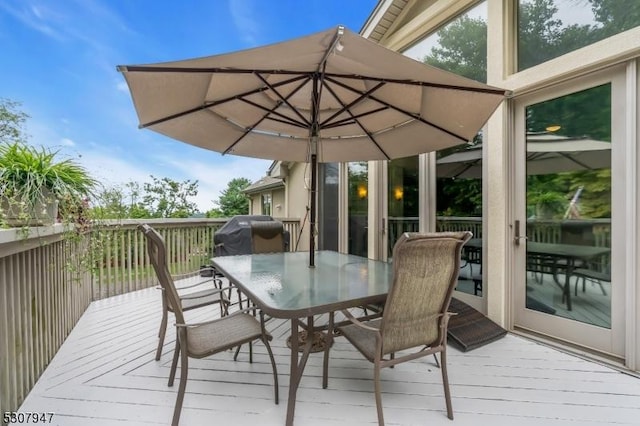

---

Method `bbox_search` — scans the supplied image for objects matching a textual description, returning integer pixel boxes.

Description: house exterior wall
[248,196,260,215]
[285,162,311,252]
[363,0,639,371]
[255,0,639,370]
[272,189,286,218]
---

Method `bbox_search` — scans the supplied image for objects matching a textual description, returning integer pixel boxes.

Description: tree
[590,0,640,37]
[423,15,487,83]
[92,178,198,219]
[142,176,199,218]
[92,183,150,219]
[207,177,251,218]
[0,99,29,144]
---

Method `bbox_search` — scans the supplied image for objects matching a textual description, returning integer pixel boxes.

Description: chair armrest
[175,277,222,291]
[175,306,258,328]
[171,270,202,279]
[340,309,381,332]
[178,285,233,300]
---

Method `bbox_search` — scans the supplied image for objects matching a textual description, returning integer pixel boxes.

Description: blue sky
[0,0,377,211]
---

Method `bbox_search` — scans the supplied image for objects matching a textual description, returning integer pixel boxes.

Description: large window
[518,0,640,71]
[348,162,368,257]
[404,2,488,296]
[261,194,271,216]
[387,157,419,258]
[404,1,487,83]
[318,163,339,251]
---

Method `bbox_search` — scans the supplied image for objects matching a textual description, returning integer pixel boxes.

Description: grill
[213,215,290,257]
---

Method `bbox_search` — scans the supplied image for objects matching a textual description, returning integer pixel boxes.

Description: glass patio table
[211,250,393,426]
[526,242,611,311]
[467,238,610,311]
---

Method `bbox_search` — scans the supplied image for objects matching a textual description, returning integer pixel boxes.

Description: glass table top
[211,250,393,318]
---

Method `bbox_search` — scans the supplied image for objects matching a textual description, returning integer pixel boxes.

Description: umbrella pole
[309,153,317,267]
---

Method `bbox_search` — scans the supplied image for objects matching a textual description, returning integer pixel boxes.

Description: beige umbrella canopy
[118,25,506,266]
[437,133,612,179]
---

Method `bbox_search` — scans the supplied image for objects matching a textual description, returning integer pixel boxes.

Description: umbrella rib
[325,76,469,144]
[254,73,311,127]
[223,78,313,155]
[138,74,308,129]
[323,106,389,129]
[557,152,593,170]
[237,98,308,129]
[322,81,391,160]
[322,72,506,95]
[454,163,475,178]
[319,81,386,128]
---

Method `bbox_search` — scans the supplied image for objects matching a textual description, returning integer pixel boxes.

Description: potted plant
[528,191,567,220]
[0,141,98,227]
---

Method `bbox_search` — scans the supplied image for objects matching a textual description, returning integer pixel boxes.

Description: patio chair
[573,258,610,296]
[142,226,230,361]
[139,224,279,426]
[325,231,472,425]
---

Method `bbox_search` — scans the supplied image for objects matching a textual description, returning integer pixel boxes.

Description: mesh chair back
[380,231,471,354]
[251,220,285,253]
[139,224,186,325]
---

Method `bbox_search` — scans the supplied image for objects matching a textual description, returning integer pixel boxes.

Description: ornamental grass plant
[0,141,98,226]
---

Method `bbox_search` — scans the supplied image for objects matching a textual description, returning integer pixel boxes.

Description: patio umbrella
[437,133,612,179]
[117,25,506,266]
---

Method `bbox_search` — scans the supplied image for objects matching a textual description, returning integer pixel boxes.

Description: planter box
[0,196,59,227]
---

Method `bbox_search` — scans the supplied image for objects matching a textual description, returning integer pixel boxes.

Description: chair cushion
[338,319,382,362]
[186,313,269,358]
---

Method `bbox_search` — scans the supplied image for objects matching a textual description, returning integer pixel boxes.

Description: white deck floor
[18,284,640,426]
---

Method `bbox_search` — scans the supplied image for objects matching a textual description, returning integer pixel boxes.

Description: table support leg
[564,261,574,311]
[286,316,315,426]
[322,312,335,389]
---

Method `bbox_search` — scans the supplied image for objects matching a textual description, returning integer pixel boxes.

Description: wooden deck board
[17,286,640,425]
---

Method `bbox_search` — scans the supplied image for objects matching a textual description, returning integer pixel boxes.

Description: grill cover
[213,215,290,256]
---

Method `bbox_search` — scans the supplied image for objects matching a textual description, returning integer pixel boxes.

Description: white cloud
[162,154,271,212]
[116,81,129,93]
[67,143,271,212]
[228,0,262,44]
[60,138,75,146]
[76,150,154,189]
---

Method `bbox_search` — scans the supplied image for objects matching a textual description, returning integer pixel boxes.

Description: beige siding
[271,189,286,218]
[285,162,311,252]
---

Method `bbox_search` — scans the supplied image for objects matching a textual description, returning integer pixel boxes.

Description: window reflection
[404,1,487,83]
[387,157,419,258]
[261,194,271,216]
[348,162,368,257]
[319,163,339,251]
[518,0,640,71]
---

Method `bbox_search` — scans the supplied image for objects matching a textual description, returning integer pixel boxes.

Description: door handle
[514,220,528,245]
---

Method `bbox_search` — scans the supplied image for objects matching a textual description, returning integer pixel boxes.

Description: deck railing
[0,217,300,417]
[0,225,93,421]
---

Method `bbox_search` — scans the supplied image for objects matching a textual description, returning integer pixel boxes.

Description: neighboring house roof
[244,176,284,194]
